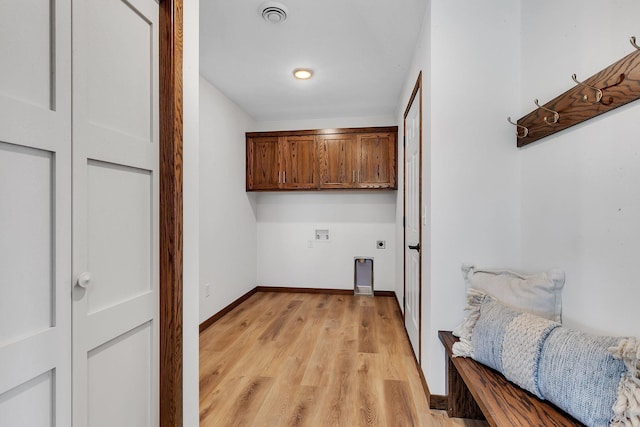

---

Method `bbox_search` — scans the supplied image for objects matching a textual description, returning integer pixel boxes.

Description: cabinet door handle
[353,170,355,182]
[283,171,286,183]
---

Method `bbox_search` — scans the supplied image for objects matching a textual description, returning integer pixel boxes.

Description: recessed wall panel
[86,160,151,313]
[0,370,54,427]
[87,322,152,427]
[0,0,52,109]
[86,0,152,141]
[0,142,53,344]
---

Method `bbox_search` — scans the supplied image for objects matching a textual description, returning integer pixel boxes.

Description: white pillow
[461,263,565,322]
[452,264,565,356]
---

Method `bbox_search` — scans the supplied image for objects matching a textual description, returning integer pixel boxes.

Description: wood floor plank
[200,292,488,427]
[356,352,384,426]
[316,350,357,425]
[358,305,378,353]
[384,379,419,426]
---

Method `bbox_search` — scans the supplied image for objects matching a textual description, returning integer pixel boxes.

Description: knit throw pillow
[454,293,640,427]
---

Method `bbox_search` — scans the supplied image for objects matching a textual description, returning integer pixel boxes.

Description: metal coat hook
[572,74,603,104]
[533,99,560,124]
[507,117,528,139]
[631,36,640,51]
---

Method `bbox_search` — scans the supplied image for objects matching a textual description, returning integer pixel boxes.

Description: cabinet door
[247,136,280,190]
[318,134,357,188]
[356,133,397,189]
[281,136,318,189]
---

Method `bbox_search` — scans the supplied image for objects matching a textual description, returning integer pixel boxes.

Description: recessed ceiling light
[293,68,313,80]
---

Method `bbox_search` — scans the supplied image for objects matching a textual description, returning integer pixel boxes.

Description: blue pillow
[538,328,626,427]
[472,297,559,398]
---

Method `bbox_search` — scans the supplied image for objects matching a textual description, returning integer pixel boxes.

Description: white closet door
[0,0,72,426]
[72,0,159,426]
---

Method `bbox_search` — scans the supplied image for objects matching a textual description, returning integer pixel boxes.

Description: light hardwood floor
[200,292,488,426]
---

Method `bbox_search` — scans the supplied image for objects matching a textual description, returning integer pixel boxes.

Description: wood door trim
[403,71,423,364]
[159,0,183,426]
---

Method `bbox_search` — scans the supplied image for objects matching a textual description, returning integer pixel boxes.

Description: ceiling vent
[260,2,288,24]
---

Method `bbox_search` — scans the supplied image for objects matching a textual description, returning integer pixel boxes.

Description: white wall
[254,116,399,292]
[257,192,396,290]
[395,0,522,395]
[183,0,199,424]
[519,0,640,338]
[199,77,258,323]
[399,0,640,397]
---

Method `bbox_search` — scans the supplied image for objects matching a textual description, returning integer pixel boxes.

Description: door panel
[0,0,71,426]
[88,322,152,427]
[85,0,154,142]
[0,370,54,426]
[73,0,159,425]
[0,144,54,342]
[86,161,152,314]
[0,0,52,109]
[404,87,421,362]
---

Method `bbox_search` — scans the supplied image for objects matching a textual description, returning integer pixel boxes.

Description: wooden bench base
[438,330,582,427]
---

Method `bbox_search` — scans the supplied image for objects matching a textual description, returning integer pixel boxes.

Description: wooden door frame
[402,71,423,364]
[159,0,183,426]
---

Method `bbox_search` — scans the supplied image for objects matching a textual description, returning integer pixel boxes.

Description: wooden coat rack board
[511,37,640,148]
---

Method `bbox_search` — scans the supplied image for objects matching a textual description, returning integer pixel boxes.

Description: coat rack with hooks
[509,36,640,148]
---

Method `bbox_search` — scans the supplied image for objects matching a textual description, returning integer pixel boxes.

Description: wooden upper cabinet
[246,136,280,190]
[281,136,317,189]
[246,126,397,191]
[356,133,396,189]
[318,134,357,189]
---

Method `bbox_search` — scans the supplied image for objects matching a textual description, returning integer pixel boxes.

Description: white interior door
[72,0,159,425]
[0,0,72,425]
[404,86,421,362]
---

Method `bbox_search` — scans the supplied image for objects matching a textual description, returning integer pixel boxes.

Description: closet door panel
[0,144,54,342]
[85,161,152,314]
[0,0,52,110]
[72,0,159,425]
[0,1,72,426]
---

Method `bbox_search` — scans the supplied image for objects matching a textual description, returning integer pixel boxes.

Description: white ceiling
[200,0,428,122]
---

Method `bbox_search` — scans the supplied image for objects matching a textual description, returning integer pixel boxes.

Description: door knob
[408,243,420,252]
[76,272,92,289]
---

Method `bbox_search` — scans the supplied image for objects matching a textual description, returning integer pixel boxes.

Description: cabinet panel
[357,133,396,189]
[247,136,280,190]
[282,136,317,189]
[318,134,357,189]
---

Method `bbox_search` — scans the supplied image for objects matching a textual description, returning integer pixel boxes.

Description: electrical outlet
[376,240,386,249]
[204,283,211,297]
